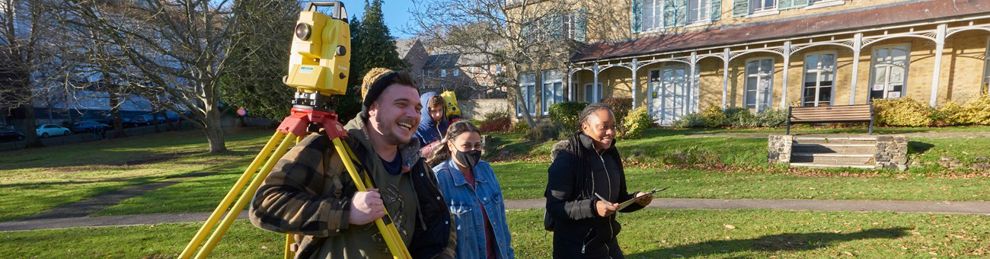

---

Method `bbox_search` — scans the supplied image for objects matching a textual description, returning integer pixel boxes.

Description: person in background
[441,90,462,123]
[417,91,449,157]
[429,121,514,259]
[545,103,654,258]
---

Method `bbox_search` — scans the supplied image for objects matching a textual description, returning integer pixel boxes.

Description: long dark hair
[427,121,481,167]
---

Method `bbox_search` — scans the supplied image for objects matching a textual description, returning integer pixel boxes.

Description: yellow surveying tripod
[178,2,411,258]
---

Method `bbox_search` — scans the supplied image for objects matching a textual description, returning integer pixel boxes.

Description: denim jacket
[433,159,515,259]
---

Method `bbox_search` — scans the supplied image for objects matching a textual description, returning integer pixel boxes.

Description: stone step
[789,162,876,169]
[792,143,877,154]
[790,153,875,165]
[793,136,878,145]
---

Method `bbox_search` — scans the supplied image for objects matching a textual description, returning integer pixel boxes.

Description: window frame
[687,0,711,25]
[639,0,664,32]
[652,64,690,125]
[806,0,845,10]
[744,57,776,112]
[867,43,911,101]
[750,0,778,15]
[584,82,603,103]
[516,73,537,117]
[801,51,838,107]
[541,71,564,115]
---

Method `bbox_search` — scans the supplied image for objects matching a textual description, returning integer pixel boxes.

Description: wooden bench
[786,104,874,135]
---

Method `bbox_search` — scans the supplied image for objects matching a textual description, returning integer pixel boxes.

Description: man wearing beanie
[250,68,456,259]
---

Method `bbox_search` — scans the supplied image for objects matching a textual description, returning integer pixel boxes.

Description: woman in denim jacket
[428,121,515,259]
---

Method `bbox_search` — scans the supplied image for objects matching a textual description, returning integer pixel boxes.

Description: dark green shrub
[699,106,727,128]
[755,109,787,127]
[602,97,633,134]
[724,108,756,128]
[525,122,560,142]
[673,113,708,128]
[548,102,587,133]
[510,121,529,133]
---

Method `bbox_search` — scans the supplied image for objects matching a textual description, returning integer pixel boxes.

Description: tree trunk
[20,103,42,148]
[109,93,126,138]
[204,107,227,153]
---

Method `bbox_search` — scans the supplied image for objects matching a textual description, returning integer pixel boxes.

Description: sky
[339,0,418,39]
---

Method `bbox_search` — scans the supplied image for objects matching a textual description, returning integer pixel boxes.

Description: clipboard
[616,187,668,210]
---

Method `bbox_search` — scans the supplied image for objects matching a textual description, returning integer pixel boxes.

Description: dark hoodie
[545,132,646,259]
[416,91,449,147]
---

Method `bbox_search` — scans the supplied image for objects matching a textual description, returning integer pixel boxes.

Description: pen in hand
[594,192,610,203]
[593,192,618,217]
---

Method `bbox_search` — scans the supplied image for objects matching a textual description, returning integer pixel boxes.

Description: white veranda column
[850,33,862,105]
[722,48,730,110]
[780,41,791,109]
[929,24,947,107]
[593,63,600,103]
[689,52,698,114]
[567,66,574,101]
[631,58,638,109]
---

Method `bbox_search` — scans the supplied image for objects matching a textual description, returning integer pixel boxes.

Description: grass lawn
[94,161,990,217]
[4,209,990,258]
[486,127,990,174]
[7,125,990,219]
[0,129,272,222]
[492,162,990,201]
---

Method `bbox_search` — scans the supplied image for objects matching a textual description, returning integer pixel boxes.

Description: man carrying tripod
[249,68,456,258]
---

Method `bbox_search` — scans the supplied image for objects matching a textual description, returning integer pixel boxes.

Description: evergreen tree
[333,0,406,121]
[329,14,364,121]
[357,0,405,71]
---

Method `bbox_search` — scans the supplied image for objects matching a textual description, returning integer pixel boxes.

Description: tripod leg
[179,131,287,259]
[195,134,297,259]
[284,234,295,259]
[331,138,412,259]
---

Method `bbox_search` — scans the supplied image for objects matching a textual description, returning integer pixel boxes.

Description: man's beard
[378,115,415,146]
[384,131,412,146]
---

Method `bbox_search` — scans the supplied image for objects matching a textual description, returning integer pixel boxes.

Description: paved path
[683,130,990,139]
[4,198,990,232]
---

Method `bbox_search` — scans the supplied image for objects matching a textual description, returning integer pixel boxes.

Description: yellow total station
[285,2,350,96]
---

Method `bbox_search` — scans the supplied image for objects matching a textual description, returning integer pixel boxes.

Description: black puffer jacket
[545,132,645,259]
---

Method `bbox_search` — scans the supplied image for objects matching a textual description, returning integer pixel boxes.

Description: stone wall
[875,135,909,171]
[767,135,793,164]
[461,98,510,120]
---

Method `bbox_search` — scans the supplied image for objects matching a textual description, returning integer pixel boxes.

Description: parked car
[133,114,154,125]
[71,120,110,133]
[36,124,72,138]
[0,126,24,142]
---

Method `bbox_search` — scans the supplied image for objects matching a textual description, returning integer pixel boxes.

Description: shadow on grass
[628,227,909,258]
[908,141,935,155]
